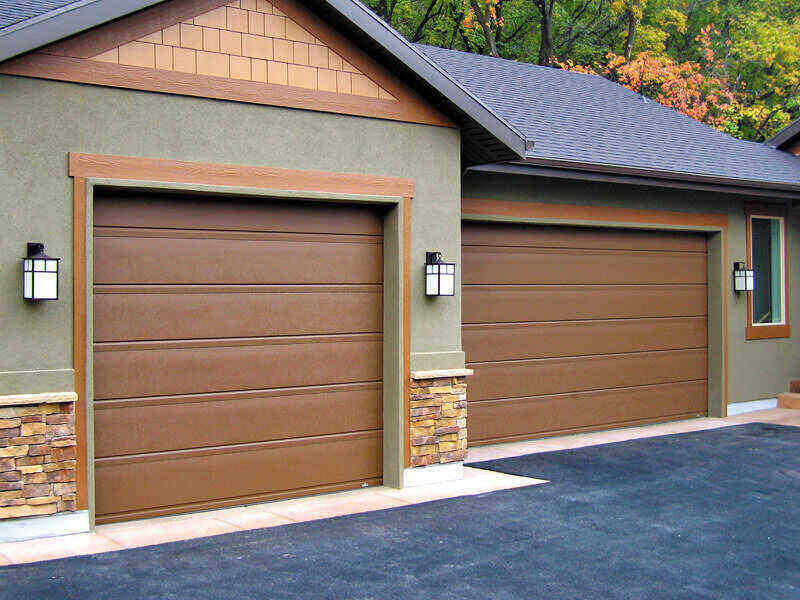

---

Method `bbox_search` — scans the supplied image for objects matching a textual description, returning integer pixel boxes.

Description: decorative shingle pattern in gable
[417,44,800,190]
[0,0,77,30]
[88,0,395,99]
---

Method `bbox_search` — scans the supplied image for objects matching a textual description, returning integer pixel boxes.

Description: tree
[464,0,501,55]
[363,0,800,140]
[558,49,739,130]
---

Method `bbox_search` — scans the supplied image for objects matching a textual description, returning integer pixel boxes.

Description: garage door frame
[70,153,413,525]
[461,196,729,433]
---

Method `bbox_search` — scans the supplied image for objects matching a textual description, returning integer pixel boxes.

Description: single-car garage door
[93,191,383,523]
[463,221,708,445]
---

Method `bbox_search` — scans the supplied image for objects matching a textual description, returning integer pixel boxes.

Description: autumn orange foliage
[557,26,739,130]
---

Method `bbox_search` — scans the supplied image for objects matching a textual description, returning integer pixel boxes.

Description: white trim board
[727,398,778,416]
[0,510,90,543]
[402,462,464,487]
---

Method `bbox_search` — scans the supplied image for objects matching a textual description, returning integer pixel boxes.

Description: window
[746,205,790,340]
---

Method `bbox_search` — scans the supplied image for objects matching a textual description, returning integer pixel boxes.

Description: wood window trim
[745,203,790,340]
[70,152,413,508]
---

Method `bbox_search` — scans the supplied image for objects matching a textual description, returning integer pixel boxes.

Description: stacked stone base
[0,394,78,520]
[409,375,467,467]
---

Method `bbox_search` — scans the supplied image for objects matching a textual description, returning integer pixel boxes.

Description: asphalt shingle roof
[417,44,800,190]
[0,0,77,30]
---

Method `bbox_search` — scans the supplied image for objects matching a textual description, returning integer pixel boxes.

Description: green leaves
[362,0,800,139]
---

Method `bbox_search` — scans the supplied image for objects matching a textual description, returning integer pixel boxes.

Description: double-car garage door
[463,221,709,445]
[93,191,383,523]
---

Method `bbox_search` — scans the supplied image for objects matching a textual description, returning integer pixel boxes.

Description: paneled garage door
[93,191,383,523]
[463,221,708,445]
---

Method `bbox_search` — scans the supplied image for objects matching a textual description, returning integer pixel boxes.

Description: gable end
[0,0,452,127]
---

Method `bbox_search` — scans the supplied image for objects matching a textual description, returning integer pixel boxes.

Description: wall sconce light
[22,243,60,301]
[732,261,754,293]
[425,251,456,296]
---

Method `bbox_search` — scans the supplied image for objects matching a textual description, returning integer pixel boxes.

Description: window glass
[751,216,784,325]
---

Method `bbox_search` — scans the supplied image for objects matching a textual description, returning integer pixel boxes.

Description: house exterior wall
[462,171,800,405]
[0,73,463,400]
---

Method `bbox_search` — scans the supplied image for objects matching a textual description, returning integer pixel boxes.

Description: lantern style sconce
[22,243,60,301]
[425,251,456,296]
[732,261,754,294]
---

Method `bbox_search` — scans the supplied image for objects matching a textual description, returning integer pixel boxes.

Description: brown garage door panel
[462,221,708,443]
[93,286,382,341]
[94,192,385,522]
[463,222,708,252]
[94,431,382,522]
[94,193,384,236]
[469,381,708,444]
[95,383,382,457]
[463,317,707,363]
[463,246,707,285]
[94,335,382,400]
[470,349,708,402]
[94,234,382,285]
[462,285,708,324]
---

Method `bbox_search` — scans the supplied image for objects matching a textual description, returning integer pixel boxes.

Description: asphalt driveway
[2,422,799,599]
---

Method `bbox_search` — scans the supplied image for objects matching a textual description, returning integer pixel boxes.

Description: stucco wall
[463,171,800,405]
[0,74,463,395]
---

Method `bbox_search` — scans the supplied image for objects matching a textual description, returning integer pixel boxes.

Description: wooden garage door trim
[461,196,729,439]
[71,153,412,512]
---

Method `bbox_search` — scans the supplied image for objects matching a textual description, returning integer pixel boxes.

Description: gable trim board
[69,153,412,515]
[0,0,451,127]
[462,196,729,428]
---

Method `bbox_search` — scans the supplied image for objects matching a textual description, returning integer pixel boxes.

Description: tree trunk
[469,0,500,56]
[537,0,554,65]
[623,0,640,62]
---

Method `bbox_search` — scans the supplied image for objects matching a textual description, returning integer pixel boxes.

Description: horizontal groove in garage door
[94,284,382,342]
[462,284,708,323]
[462,246,707,285]
[463,317,707,363]
[94,381,382,410]
[468,348,708,402]
[93,338,382,400]
[94,382,383,457]
[94,432,382,519]
[469,380,708,445]
[94,226,383,244]
[94,332,383,351]
[94,236,382,285]
[95,429,383,466]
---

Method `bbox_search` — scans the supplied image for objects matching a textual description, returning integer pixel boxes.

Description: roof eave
[468,160,800,201]
[314,0,527,161]
[0,0,167,63]
[765,119,800,150]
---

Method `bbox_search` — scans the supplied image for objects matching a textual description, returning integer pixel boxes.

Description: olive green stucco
[1,72,796,422]
[0,74,464,397]
[463,171,800,406]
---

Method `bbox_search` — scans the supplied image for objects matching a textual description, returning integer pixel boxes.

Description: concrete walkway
[0,407,796,566]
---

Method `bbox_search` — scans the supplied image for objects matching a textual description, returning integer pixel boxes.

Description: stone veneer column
[0,393,78,519]
[409,370,472,467]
